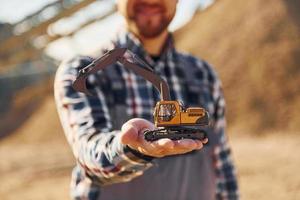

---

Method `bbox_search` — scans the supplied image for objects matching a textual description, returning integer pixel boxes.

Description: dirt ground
[232,132,300,199]
[0,97,299,200]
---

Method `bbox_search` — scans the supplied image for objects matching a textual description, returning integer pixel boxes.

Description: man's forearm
[73,130,153,185]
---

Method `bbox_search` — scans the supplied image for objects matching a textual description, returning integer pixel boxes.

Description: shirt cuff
[124,145,154,162]
[111,131,154,166]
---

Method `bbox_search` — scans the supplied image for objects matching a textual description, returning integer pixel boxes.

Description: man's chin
[136,21,169,38]
[138,28,167,38]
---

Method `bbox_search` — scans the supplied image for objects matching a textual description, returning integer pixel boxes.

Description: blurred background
[0,0,299,199]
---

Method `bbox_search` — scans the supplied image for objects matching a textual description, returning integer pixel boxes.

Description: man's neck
[137,31,169,56]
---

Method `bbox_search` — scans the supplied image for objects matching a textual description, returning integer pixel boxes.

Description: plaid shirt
[54,31,239,200]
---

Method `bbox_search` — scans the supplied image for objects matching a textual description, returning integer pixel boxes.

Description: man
[54,0,239,199]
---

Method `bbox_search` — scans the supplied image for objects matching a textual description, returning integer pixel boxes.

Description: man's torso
[70,32,221,200]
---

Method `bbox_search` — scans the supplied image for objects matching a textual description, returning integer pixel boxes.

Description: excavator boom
[73,48,170,101]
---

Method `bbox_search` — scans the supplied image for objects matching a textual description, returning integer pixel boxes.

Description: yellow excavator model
[73,48,209,141]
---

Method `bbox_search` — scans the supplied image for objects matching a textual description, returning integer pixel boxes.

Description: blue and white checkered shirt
[54,31,239,200]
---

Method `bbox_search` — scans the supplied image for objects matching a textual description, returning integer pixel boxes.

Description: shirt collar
[115,30,176,67]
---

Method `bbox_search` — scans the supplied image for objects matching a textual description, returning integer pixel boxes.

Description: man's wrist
[112,132,154,164]
[124,145,154,162]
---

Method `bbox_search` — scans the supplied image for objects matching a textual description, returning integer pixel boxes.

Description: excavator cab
[157,104,175,122]
[155,101,180,126]
[154,100,209,127]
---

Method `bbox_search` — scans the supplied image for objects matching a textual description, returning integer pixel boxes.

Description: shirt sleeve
[211,77,240,199]
[54,56,153,186]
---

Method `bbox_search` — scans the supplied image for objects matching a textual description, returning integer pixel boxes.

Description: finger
[152,138,174,150]
[138,138,175,157]
[194,140,204,150]
[174,139,197,150]
[201,138,208,144]
[126,118,155,132]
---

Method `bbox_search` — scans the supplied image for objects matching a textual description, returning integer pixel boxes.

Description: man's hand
[120,118,208,158]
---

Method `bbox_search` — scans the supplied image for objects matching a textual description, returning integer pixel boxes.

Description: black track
[144,127,207,141]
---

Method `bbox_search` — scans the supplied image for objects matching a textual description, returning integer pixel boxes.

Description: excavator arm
[73,48,170,101]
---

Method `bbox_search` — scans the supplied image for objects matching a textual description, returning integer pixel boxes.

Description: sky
[0,0,214,61]
[0,0,58,23]
[0,0,213,24]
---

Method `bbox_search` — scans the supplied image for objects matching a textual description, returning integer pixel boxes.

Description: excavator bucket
[73,48,127,94]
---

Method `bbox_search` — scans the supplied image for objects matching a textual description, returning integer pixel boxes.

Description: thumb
[120,118,155,145]
[120,123,139,145]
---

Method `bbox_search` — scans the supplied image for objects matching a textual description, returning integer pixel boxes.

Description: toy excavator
[73,48,209,141]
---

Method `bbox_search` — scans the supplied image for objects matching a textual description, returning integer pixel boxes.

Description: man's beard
[135,16,171,38]
[129,3,173,38]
